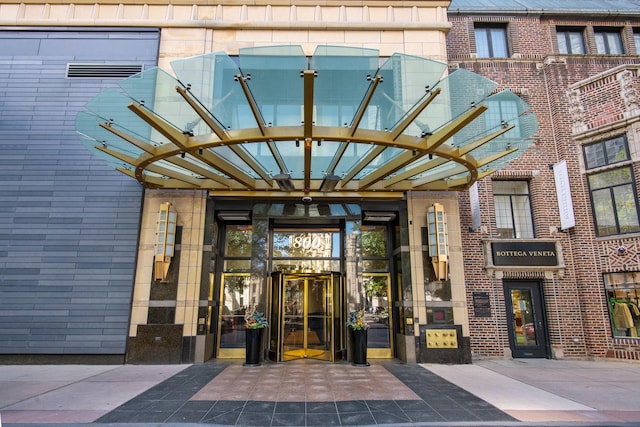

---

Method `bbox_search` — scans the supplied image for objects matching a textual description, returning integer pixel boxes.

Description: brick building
[0,0,639,364]
[449,0,640,360]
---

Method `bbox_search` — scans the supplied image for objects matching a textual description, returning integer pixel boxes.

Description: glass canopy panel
[333,143,382,178]
[170,52,255,131]
[242,141,280,177]
[76,112,144,158]
[78,135,133,169]
[210,145,261,179]
[118,68,201,135]
[414,68,498,140]
[238,46,307,127]
[274,140,304,177]
[364,54,448,133]
[311,46,379,128]
[353,146,406,180]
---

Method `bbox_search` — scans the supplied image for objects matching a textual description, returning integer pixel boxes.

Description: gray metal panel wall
[0,29,160,355]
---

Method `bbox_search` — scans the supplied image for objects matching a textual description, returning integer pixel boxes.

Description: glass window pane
[595,32,607,53]
[584,142,606,169]
[219,275,250,348]
[606,33,623,54]
[613,184,640,234]
[362,225,387,257]
[557,33,568,54]
[510,289,537,347]
[635,32,640,54]
[569,33,585,54]
[490,28,508,57]
[592,187,617,236]
[512,195,534,238]
[475,28,490,57]
[225,225,253,257]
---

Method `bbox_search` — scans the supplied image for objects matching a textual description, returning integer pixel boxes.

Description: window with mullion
[556,27,585,54]
[634,30,640,54]
[493,181,534,239]
[595,28,623,54]
[475,25,508,58]
[588,167,640,236]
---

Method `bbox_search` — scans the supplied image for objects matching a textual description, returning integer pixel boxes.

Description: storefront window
[604,272,640,338]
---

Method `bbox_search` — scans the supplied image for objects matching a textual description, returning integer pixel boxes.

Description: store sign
[491,241,558,266]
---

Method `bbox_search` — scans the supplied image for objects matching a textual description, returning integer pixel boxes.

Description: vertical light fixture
[427,203,448,281]
[155,202,177,282]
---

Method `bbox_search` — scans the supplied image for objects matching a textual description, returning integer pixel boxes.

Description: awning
[76,45,537,198]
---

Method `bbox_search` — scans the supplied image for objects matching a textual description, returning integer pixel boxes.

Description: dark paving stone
[274,401,306,413]
[96,409,139,423]
[165,408,208,423]
[306,401,337,413]
[130,410,174,423]
[336,399,368,412]
[307,412,341,426]
[211,400,246,411]
[271,412,306,426]
[395,399,433,411]
[404,409,446,423]
[202,408,242,425]
[371,409,412,424]
[436,407,478,421]
[339,411,376,425]
[236,410,273,426]
[144,399,185,412]
[243,400,276,412]
[179,399,217,411]
[366,400,403,411]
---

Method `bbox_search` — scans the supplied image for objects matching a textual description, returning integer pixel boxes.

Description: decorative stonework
[618,69,640,119]
[567,88,586,134]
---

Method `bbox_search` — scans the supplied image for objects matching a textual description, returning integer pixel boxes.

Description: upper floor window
[475,24,508,58]
[595,28,623,54]
[634,30,640,54]
[585,136,640,236]
[492,180,534,239]
[557,27,586,54]
[584,135,629,169]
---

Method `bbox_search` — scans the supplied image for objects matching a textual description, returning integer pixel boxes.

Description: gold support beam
[357,104,488,189]
[302,70,315,139]
[175,85,229,142]
[235,74,267,136]
[350,75,383,137]
[389,88,441,141]
[304,137,312,191]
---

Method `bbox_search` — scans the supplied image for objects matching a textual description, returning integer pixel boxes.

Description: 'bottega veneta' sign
[491,241,558,266]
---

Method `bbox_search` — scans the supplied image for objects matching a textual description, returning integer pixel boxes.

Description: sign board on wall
[553,160,575,230]
[472,291,491,317]
[491,241,558,266]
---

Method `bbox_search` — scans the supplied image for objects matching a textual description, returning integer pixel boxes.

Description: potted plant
[346,309,369,366]
[244,307,268,366]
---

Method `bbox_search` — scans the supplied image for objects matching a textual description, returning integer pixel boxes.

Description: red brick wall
[448,12,640,360]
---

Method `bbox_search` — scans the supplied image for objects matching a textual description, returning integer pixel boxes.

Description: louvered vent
[66,63,143,78]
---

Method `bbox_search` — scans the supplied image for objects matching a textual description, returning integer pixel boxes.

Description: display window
[604,272,640,338]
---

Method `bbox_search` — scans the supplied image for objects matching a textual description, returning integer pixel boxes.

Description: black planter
[245,328,263,366]
[351,328,369,366]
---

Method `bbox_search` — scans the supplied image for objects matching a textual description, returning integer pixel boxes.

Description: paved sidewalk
[0,358,639,426]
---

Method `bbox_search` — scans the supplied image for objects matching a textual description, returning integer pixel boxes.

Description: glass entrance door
[504,281,549,358]
[269,272,343,362]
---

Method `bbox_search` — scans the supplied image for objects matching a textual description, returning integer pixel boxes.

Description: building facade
[0,0,639,364]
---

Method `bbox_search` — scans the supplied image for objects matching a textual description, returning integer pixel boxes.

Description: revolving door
[268,271,344,362]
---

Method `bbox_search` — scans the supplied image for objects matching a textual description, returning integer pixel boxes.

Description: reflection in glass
[510,289,537,346]
[219,274,250,348]
[363,274,391,349]
[224,225,253,257]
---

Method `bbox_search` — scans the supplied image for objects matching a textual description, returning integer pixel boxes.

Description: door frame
[504,280,550,358]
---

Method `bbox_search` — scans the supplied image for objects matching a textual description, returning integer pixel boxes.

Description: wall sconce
[154,202,177,282]
[427,203,448,281]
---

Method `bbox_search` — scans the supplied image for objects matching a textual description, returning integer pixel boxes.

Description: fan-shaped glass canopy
[77,45,537,198]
